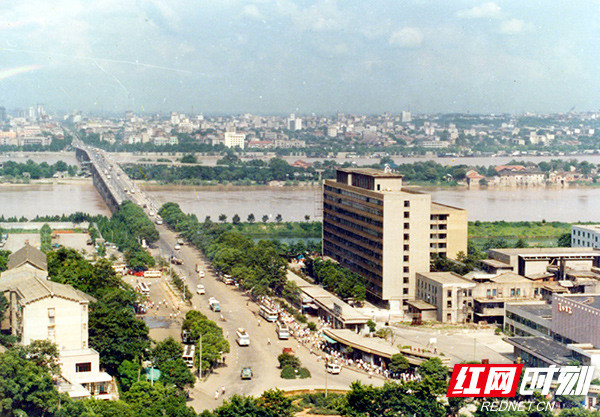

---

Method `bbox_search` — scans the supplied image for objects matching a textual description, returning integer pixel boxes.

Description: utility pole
[325,357,328,398]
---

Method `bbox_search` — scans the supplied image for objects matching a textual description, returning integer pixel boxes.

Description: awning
[322,333,338,344]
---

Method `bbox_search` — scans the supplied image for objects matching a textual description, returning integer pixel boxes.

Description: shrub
[281,365,296,379]
[298,367,311,379]
[307,322,317,332]
[278,353,301,369]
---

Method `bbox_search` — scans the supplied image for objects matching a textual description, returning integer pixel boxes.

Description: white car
[174,244,181,250]
[199,270,205,278]
[326,363,342,374]
[196,284,205,295]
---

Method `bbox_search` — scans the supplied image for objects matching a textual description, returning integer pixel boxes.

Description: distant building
[224,131,246,149]
[401,111,411,123]
[322,168,467,312]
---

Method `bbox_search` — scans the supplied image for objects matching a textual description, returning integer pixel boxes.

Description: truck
[208,297,221,312]
[170,256,183,265]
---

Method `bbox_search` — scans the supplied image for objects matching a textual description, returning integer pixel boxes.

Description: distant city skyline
[1,1,600,114]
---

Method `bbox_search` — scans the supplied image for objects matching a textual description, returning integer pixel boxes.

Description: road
[153,225,384,410]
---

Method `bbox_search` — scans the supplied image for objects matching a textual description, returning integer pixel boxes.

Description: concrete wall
[60,350,101,383]
[22,296,88,351]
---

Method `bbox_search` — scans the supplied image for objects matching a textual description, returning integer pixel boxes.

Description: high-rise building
[322,168,467,312]
[401,111,412,123]
[0,107,7,122]
[224,131,246,149]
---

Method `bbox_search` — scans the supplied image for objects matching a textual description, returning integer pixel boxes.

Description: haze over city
[2,0,600,114]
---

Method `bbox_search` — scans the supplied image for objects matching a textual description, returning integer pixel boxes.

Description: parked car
[196,284,205,295]
[241,367,253,380]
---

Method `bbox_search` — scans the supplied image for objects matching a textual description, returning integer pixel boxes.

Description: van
[236,328,250,346]
[137,282,150,296]
[276,321,290,340]
[182,344,195,368]
[326,363,341,374]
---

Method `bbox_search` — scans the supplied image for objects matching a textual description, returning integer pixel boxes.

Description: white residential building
[0,244,117,400]
[224,131,246,149]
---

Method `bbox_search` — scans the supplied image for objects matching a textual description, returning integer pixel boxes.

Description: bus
[182,344,195,368]
[137,282,150,296]
[143,269,161,278]
[276,321,290,340]
[236,328,250,346]
[259,305,278,322]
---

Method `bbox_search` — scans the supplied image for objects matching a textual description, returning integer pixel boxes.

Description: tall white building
[287,114,302,131]
[401,111,412,123]
[0,244,117,400]
[224,131,246,149]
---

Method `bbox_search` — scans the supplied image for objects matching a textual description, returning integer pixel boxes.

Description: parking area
[3,233,41,252]
[52,232,95,255]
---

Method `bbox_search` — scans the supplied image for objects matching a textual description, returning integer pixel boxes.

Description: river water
[3,152,600,222]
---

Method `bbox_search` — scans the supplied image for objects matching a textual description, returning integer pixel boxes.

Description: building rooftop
[573,225,600,232]
[506,302,553,319]
[559,294,600,311]
[490,247,600,256]
[490,272,532,284]
[7,243,47,271]
[431,202,467,214]
[505,336,573,366]
[336,168,403,178]
[0,276,95,305]
[417,271,474,286]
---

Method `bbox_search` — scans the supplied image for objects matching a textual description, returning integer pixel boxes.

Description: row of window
[323,201,383,228]
[323,238,383,273]
[325,185,384,207]
[324,209,383,240]
[323,219,383,250]
[323,229,382,261]
[505,311,551,336]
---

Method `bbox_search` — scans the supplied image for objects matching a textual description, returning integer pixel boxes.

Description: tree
[388,354,410,374]
[275,214,283,223]
[0,348,60,416]
[515,238,529,248]
[117,359,141,392]
[123,381,196,417]
[418,357,449,395]
[304,215,310,221]
[232,214,241,225]
[558,232,572,247]
[89,289,150,375]
[262,215,269,223]
[366,319,376,333]
[218,214,227,223]
[247,213,255,223]
[180,154,197,164]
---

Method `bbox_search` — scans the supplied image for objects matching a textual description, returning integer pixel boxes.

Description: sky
[1,0,600,115]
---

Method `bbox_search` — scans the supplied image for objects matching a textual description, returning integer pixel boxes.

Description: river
[4,151,600,222]
[3,181,600,222]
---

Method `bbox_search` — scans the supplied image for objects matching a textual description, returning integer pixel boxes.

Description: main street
[153,224,384,409]
[76,140,384,410]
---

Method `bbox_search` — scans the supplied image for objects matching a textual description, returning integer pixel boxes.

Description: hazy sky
[1,1,600,114]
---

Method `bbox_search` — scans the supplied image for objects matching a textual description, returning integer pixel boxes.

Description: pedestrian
[215,390,219,400]
[221,385,226,395]
[267,338,271,345]
[258,319,261,327]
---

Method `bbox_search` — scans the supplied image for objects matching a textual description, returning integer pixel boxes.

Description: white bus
[259,305,278,322]
[182,344,195,368]
[236,328,250,346]
[137,282,150,296]
[143,270,161,278]
[276,321,290,340]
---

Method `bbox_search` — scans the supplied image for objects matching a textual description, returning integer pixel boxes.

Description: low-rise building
[415,272,475,323]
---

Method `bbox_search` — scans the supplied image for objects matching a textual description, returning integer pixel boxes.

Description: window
[403,288,409,295]
[447,290,452,298]
[447,313,452,321]
[404,212,409,218]
[76,362,92,373]
[404,233,409,240]
[403,255,409,262]
[404,244,409,251]
[48,308,55,318]
[404,201,410,207]
[48,325,55,340]
[510,288,515,296]
[447,301,452,308]
[516,288,521,296]
[403,267,409,273]
[404,223,410,229]
[403,277,409,284]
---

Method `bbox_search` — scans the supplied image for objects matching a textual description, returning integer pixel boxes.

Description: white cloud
[456,2,501,19]
[499,18,534,34]
[389,27,423,48]
[242,4,262,20]
[276,0,346,32]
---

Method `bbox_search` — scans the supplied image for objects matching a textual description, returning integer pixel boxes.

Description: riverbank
[138,182,321,192]
[0,177,91,186]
